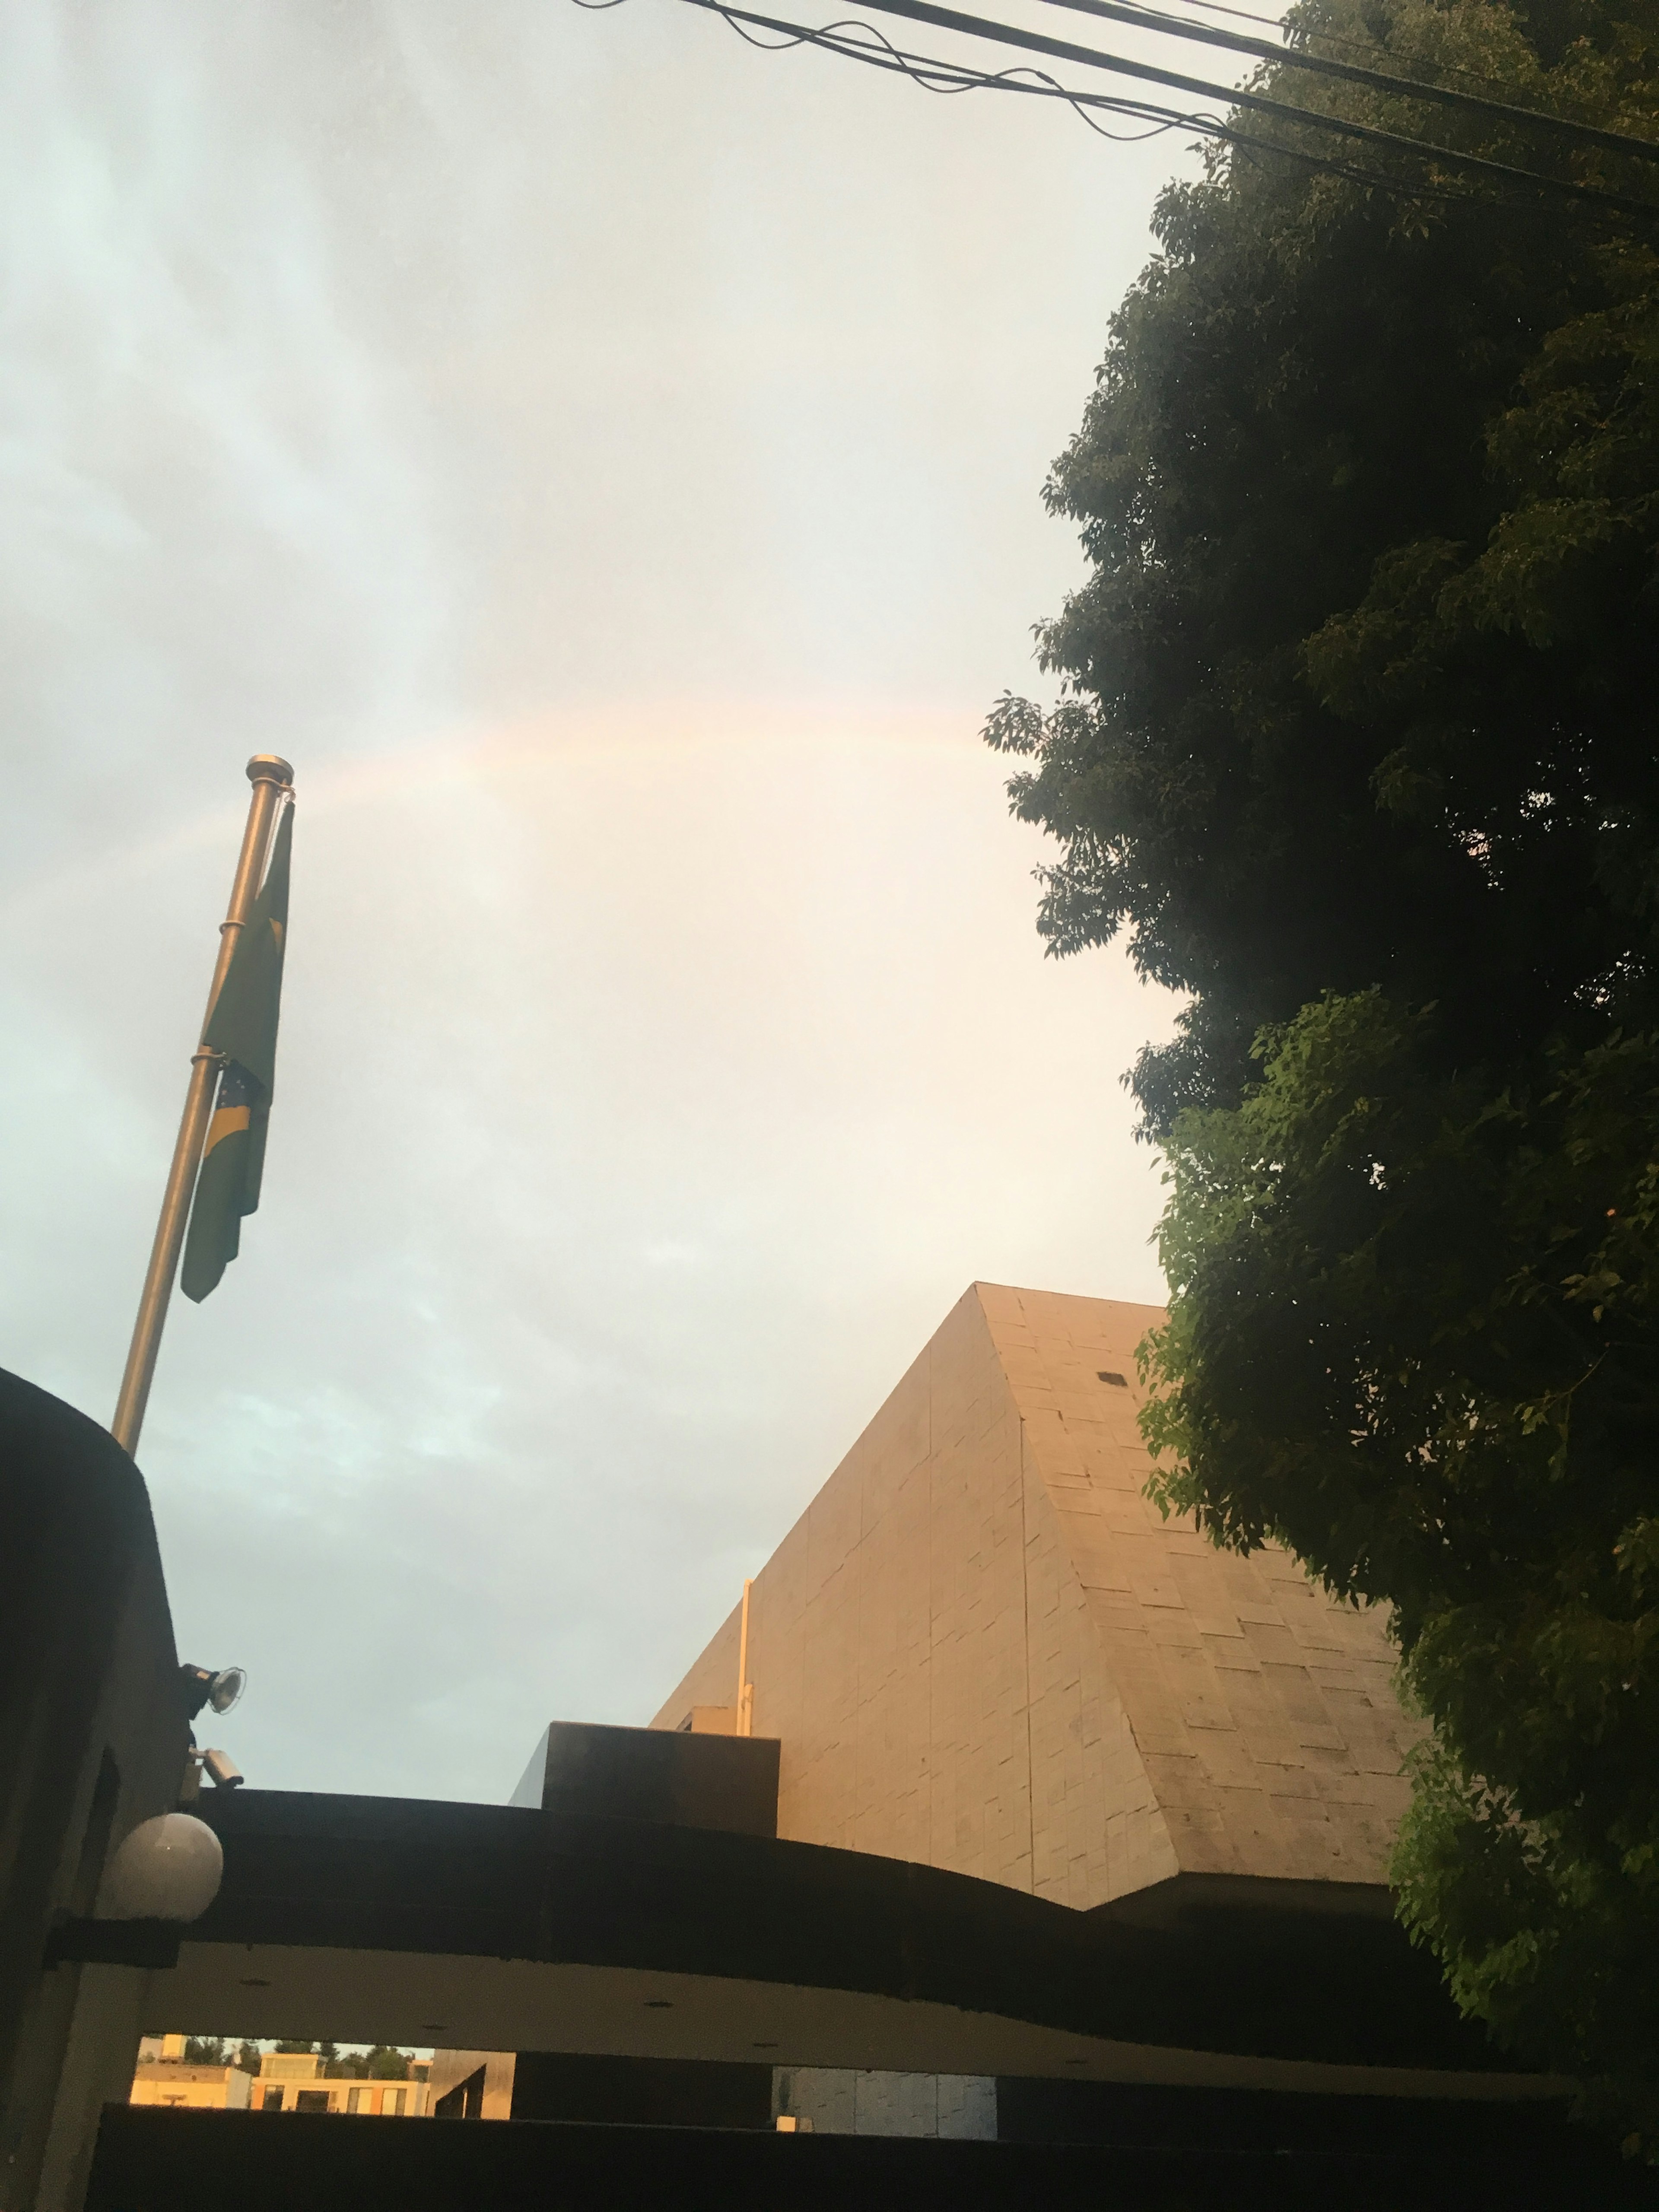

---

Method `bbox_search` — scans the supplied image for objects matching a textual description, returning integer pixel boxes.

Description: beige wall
[652,1283,1415,1908]
[129,2064,251,2110]
[426,2049,516,2119]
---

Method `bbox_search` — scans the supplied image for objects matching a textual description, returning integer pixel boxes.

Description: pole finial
[245,755,295,788]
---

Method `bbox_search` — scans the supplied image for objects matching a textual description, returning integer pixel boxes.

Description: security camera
[180,1747,245,1805]
[180,1664,245,1721]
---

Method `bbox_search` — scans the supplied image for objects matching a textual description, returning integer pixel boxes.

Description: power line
[1039,0,1659,168]
[672,0,1608,215]
[1056,0,1657,134]
[1138,0,1550,95]
[697,7,1212,137]
[576,0,1659,222]
[743,0,1659,218]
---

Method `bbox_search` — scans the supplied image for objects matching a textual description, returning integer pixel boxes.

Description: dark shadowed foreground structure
[8,1298,1659,2206]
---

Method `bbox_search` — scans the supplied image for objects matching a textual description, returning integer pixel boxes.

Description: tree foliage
[360,2045,415,2081]
[988,0,1659,2139]
[1141,999,1659,2118]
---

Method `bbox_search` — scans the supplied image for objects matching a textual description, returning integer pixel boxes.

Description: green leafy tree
[362,2046,413,2081]
[988,0,1659,2141]
[181,2037,226,2066]
[272,2040,315,2055]
[235,2042,261,2076]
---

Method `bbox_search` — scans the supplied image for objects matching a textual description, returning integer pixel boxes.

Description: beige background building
[128,2034,251,2112]
[248,2050,429,2117]
[128,2040,427,2117]
[426,2050,517,2118]
[653,1283,1415,1912]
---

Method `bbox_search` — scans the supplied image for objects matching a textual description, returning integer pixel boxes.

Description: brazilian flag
[181,804,292,1303]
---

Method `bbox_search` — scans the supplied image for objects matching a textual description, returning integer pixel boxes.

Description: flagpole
[111,755,295,1459]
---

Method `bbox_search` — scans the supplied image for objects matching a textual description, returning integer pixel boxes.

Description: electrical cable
[570,0,1659,222]
[676,0,1554,210]
[1096,0,1643,110]
[737,0,1659,217]
[689,2,1211,136]
[1039,0,1659,168]
[728,32,1184,137]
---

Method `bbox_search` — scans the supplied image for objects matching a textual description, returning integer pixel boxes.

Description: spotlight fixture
[180,1663,246,1720]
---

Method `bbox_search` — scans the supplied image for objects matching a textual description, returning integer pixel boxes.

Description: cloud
[0,0,1192,1804]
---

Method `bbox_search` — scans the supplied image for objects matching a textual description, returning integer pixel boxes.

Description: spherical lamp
[98,1813,224,1922]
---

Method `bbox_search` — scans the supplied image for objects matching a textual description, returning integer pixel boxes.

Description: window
[294,2089,330,2113]
[346,2088,362,2114]
[384,2088,406,2117]
[261,2088,285,2111]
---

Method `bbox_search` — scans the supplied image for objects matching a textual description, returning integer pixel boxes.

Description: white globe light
[98,1814,224,1922]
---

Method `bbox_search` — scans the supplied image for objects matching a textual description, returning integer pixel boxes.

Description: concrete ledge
[154,1788,1532,2090]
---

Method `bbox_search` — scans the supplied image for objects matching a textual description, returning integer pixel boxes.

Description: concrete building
[427,2050,516,2119]
[128,2049,251,2111]
[431,1284,1425,2140]
[653,1282,1414,1917]
[125,2040,429,2117]
[12,1302,1638,2207]
[248,2050,429,2117]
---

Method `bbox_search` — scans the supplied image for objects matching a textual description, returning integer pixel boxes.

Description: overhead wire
[572,0,1659,224]
[735,35,1181,135]
[696,2,1198,137]
[1039,0,1659,168]
[773,0,1659,217]
[673,0,1560,211]
[1107,0,1606,106]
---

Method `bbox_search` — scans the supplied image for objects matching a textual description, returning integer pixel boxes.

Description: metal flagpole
[111,754,295,1459]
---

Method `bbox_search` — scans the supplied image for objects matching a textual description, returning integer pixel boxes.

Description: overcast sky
[2,0,1204,1802]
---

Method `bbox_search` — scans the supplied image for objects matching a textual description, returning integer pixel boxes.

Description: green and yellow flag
[181,803,292,1303]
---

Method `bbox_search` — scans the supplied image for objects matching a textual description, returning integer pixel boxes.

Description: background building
[653,1282,1414,1915]
[128,2041,429,2118]
[427,1284,1431,2141]
[14,1300,1640,2205]
[248,2051,429,2117]
[128,2031,250,2112]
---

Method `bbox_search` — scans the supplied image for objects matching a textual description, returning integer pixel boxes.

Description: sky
[1,0,1207,1802]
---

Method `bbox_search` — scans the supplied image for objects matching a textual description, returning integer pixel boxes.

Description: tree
[235,2042,261,2076]
[1142,1000,1659,2134]
[988,0,1659,2142]
[362,2046,413,2081]
[182,2037,226,2066]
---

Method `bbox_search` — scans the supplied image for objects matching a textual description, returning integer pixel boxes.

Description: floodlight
[207,1667,245,1715]
[202,1749,244,1789]
[180,1662,245,1720]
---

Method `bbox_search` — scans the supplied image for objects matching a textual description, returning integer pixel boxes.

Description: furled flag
[181,802,293,1302]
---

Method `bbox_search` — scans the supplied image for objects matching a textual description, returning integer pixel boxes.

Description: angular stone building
[653,1282,1415,1914]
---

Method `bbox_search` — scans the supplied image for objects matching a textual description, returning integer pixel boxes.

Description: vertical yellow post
[110,755,295,1458]
[736,1577,754,1738]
